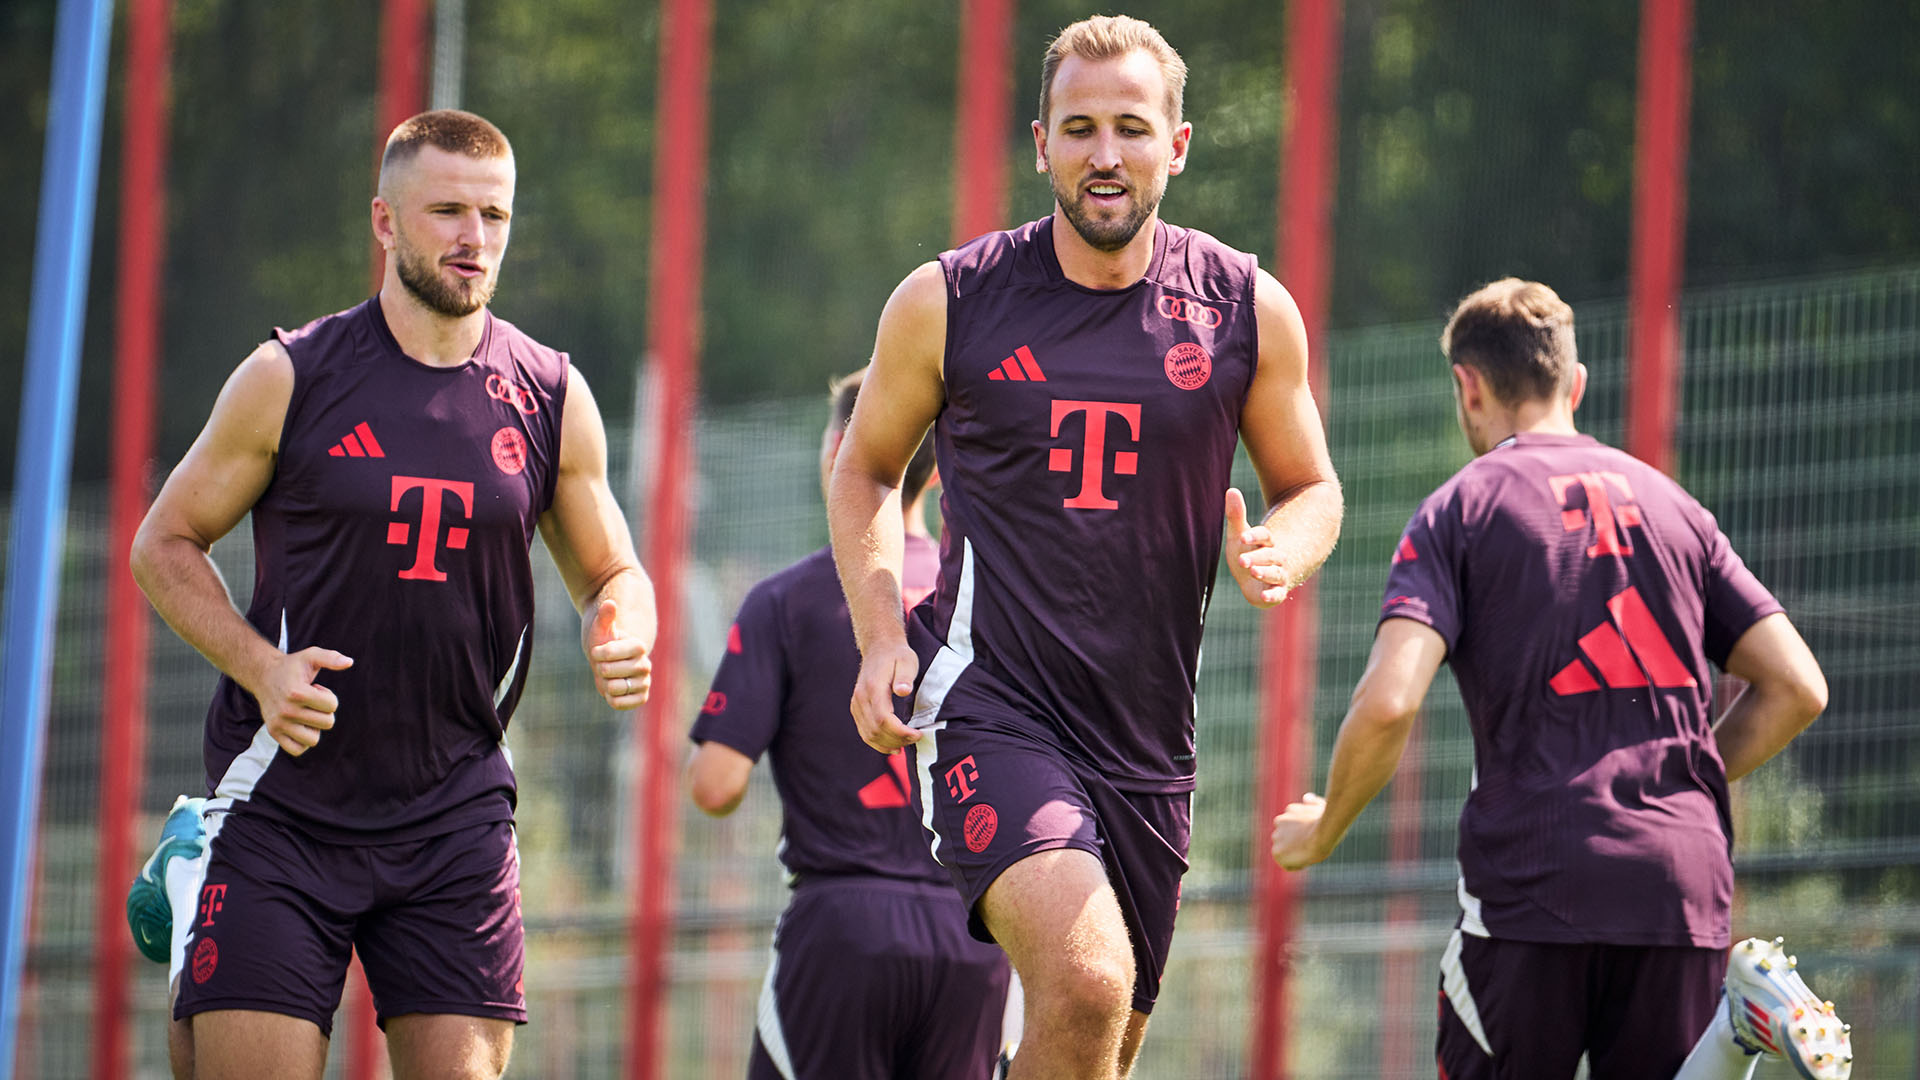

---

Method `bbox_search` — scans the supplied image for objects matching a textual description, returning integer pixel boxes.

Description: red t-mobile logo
[387,475,476,581]
[1549,471,1644,558]
[197,883,227,928]
[1049,400,1142,510]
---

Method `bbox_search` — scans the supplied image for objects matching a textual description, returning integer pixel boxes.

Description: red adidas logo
[857,753,912,809]
[987,346,1046,382]
[1548,586,1698,695]
[326,422,385,458]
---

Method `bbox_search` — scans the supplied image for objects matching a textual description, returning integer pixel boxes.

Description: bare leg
[980,849,1134,1080]
[386,1013,514,1080]
[188,1010,328,1080]
[1117,1010,1151,1077]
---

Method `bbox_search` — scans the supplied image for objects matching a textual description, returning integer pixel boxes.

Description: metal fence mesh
[10,264,1919,1077]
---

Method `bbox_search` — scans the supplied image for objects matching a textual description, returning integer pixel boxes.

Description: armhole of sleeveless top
[272,334,307,468]
[542,354,572,515]
[939,259,960,401]
[1244,252,1263,402]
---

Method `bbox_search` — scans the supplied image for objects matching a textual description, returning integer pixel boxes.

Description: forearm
[1311,698,1417,857]
[1261,478,1343,589]
[131,533,279,694]
[1714,681,1822,782]
[828,472,908,656]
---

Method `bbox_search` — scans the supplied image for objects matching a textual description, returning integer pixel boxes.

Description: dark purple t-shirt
[908,217,1258,793]
[202,298,567,842]
[691,535,945,883]
[1382,432,1782,948]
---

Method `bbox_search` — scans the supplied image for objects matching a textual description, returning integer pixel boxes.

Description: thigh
[189,1009,329,1080]
[1436,932,1588,1080]
[385,1012,514,1080]
[174,813,359,1035]
[1586,944,1723,1080]
[1086,785,1191,1015]
[978,848,1133,999]
[355,820,527,1027]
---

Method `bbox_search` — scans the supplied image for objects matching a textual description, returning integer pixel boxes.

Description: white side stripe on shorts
[909,539,979,867]
[1441,928,1495,1057]
[755,937,796,1079]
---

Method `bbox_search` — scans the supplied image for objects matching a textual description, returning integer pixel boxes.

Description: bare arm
[537,365,657,710]
[1271,618,1447,869]
[1226,270,1343,608]
[1712,612,1828,781]
[131,340,353,756]
[685,741,755,817]
[828,261,948,753]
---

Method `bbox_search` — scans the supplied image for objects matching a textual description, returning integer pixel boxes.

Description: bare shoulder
[208,338,296,454]
[1252,269,1309,381]
[881,260,949,338]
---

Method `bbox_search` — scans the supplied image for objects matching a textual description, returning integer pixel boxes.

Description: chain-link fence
[10,265,1918,1077]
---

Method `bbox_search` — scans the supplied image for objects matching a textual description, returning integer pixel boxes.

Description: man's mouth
[1086,182,1127,202]
[444,257,485,279]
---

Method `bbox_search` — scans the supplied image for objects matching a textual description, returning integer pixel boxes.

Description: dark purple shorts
[746,876,1011,1080]
[1435,931,1721,1079]
[910,716,1191,1015]
[173,811,526,1035]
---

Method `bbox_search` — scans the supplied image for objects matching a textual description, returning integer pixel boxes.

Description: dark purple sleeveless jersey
[690,535,945,883]
[908,217,1257,792]
[1382,432,1782,948]
[202,298,566,842]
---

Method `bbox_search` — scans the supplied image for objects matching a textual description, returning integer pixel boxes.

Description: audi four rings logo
[1158,296,1222,327]
[486,374,540,415]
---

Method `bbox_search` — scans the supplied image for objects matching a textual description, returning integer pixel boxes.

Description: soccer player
[1269,278,1851,1079]
[829,16,1342,1079]
[687,369,1013,1079]
[124,110,654,1080]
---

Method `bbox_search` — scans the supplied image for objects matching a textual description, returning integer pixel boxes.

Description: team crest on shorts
[1164,342,1211,390]
[191,937,219,984]
[964,804,999,852]
[491,427,528,475]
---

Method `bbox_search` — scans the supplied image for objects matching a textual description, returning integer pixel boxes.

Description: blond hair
[1038,15,1187,128]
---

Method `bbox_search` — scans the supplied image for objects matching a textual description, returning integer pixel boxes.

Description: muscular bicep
[138,341,291,554]
[537,365,641,611]
[1240,271,1338,506]
[838,261,948,487]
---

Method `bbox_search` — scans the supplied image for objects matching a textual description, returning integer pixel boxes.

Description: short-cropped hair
[380,109,512,174]
[831,369,937,505]
[1440,278,1579,405]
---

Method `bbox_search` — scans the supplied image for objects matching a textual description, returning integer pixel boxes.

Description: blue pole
[0,0,117,1069]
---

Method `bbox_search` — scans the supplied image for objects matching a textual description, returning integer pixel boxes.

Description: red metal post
[1626,0,1693,473]
[627,0,713,1075]
[93,1,172,1075]
[371,0,428,291]
[1253,1,1341,1077]
[950,0,1016,244]
[338,4,429,1075]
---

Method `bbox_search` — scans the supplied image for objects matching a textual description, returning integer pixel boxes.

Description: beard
[1048,165,1163,253]
[395,239,496,318]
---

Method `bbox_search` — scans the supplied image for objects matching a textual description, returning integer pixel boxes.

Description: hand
[252,647,353,756]
[851,641,922,753]
[586,598,651,710]
[1225,487,1291,608]
[1270,792,1330,870]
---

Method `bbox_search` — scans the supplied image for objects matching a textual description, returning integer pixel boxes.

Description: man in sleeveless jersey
[1270,279,1846,1078]
[688,370,1013,1079]
[829,17,1342,1079]
[128,111,654,1080]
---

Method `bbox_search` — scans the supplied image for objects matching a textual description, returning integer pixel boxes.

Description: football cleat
[1724,936,1853,1080]
[125,796,208,964]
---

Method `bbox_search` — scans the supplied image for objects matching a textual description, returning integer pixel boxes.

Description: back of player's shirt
[691,536,947,884]
[912,217,1258,792]
[1382,432,1781,948]
[203,299,567,842]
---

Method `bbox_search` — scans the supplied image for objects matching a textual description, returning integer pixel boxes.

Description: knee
[1027,951,1134,1032]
